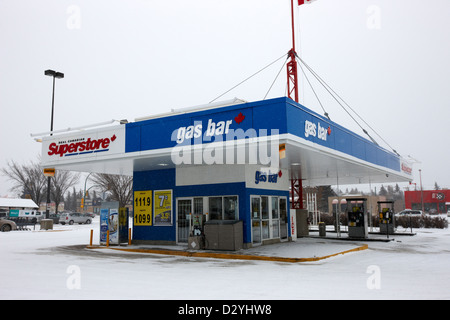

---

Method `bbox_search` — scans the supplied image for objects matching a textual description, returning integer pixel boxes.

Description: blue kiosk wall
[133,168,290,246]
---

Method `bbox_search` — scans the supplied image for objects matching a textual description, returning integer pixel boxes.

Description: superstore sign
[48,135,117,157]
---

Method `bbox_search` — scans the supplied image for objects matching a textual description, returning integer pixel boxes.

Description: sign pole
[287,0,299,103]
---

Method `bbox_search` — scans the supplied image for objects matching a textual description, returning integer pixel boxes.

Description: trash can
[204,220,243,251]
[40,219,53,230]
[319,222,326,237]
[296,209,309,237]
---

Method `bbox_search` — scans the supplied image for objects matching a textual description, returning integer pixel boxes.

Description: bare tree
[50,170,80,214]
[1,158,47,205]
[90,173,133,208]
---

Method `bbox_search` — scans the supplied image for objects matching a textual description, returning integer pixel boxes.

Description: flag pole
[291,0,296,53]
[287,0,299,103]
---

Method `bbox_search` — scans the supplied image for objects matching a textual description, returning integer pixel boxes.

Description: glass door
[177,198,192,243]
[251,196,261,244]
[261,196,270,240]
[251,195,283,243]
[271,197,279,238]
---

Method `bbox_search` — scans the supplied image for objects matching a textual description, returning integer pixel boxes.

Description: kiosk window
[208,196,239,220]
[224,196,238,220]
[209,197,222,220]
[194,198,203,215]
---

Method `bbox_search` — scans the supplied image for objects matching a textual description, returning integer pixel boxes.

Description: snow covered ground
[0,217,449,300]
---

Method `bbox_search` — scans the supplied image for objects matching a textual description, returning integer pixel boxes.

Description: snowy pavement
[0,216,449,300]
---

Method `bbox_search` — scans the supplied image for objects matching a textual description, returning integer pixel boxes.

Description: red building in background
[404,190,450,214]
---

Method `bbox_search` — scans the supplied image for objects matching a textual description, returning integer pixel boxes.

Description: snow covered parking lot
[0,216,449,300]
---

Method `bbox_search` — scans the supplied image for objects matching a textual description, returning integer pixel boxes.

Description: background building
[405,189,450,214]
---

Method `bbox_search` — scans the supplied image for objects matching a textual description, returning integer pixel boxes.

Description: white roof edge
[135,98,247,122]
[40,123,125,142]
[0,198,39,209]
[31,120,123,138]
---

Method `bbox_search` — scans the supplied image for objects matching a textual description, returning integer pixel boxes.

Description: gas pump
[378,200,395,235]
[346,198,368,239]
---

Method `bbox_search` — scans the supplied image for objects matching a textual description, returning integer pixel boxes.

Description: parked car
[0,218,17,232]
[34,212,60,224]
[60,212,92,225]
[0,210,8,218]
[395,209,423,217]
[32,211,46,223]
[49,213,60,224]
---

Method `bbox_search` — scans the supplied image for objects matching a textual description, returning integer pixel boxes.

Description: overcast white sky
[1,0,449,197]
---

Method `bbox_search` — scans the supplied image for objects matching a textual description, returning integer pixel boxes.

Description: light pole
[44,69,64,219]
[82,172,93,213]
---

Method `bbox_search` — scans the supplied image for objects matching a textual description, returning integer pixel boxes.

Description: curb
[86,244,368,263]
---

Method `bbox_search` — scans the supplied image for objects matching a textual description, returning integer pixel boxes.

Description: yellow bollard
[90,229,93,246]
[106,230,110,247]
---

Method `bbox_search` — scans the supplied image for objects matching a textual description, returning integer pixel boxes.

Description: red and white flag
[298,0,317,5]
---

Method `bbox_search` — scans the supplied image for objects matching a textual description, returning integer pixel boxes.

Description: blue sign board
[125,97,401,173]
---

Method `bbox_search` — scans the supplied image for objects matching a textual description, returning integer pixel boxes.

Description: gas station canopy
[40,97,412,186]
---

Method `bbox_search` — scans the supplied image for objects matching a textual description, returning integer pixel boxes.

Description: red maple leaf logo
[234,112,245,124]
[278,170,282,178]
[111,134,117,142]
[327,127,331,136]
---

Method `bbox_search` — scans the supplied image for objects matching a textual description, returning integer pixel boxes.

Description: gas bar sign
[134,190,152,226]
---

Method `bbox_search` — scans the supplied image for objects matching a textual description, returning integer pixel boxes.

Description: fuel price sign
[134,190,152,226]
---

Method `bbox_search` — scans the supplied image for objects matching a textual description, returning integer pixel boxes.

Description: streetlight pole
[44,69,64,219]
[82,172,93,213]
